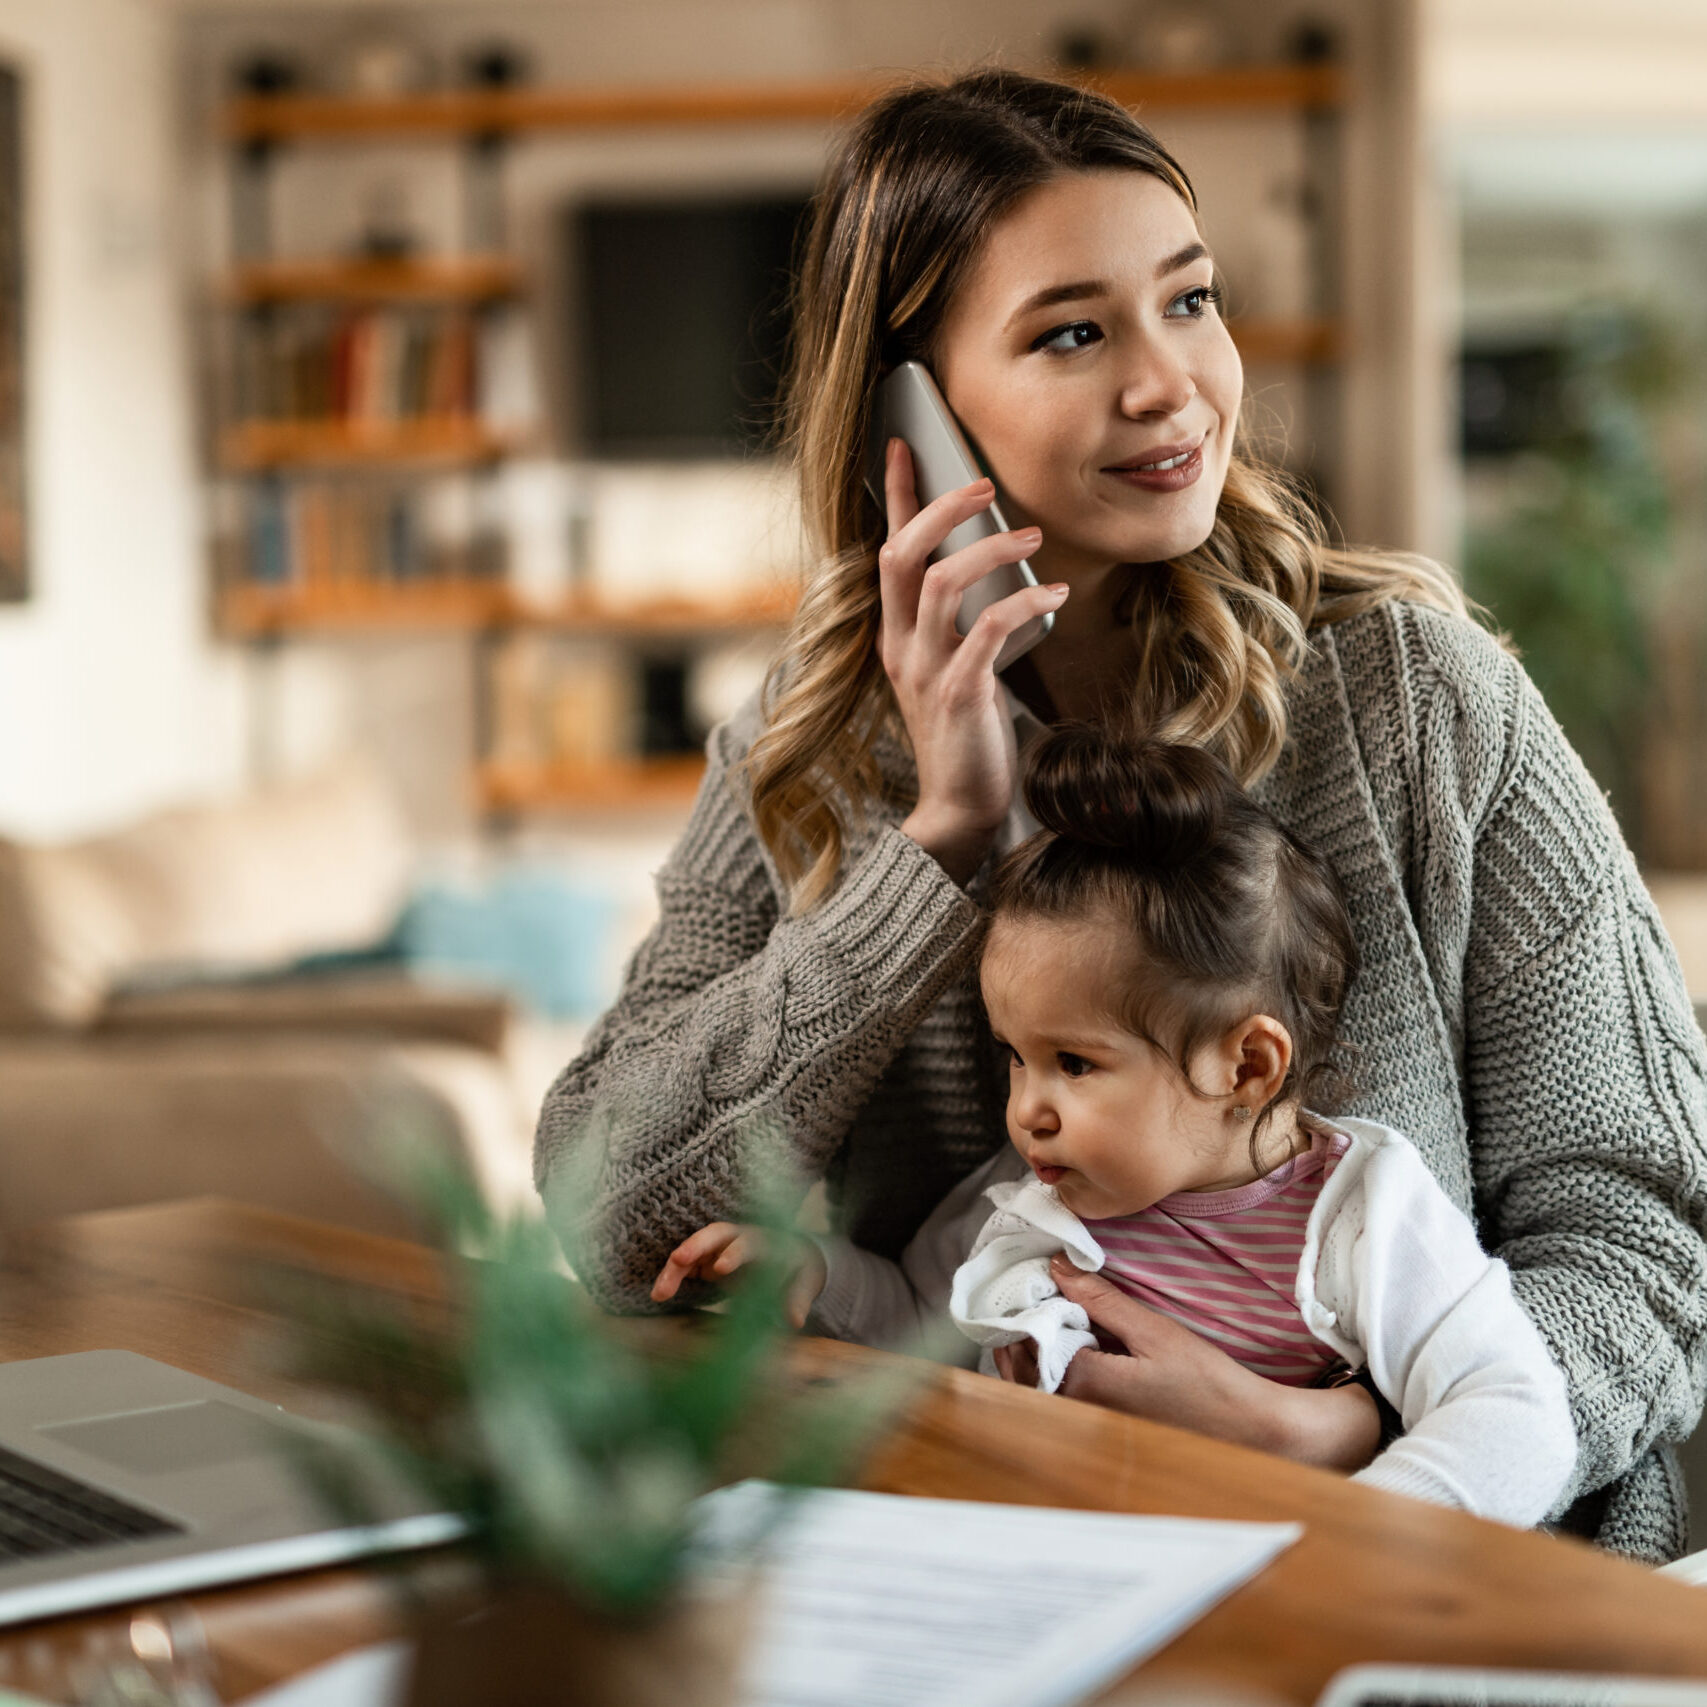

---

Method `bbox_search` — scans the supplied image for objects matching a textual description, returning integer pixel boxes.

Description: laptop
[0,1349,464,1626]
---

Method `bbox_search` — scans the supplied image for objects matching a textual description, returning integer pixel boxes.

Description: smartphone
[865,361,1052,673]
[1315,1666,1707,1707]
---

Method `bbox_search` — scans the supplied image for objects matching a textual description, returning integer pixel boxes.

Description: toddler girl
[655,728,1577,1527]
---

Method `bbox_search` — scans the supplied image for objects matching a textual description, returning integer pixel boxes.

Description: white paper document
[241,1487,1299,1707]
[699,1482,1301,1707]
[241,1641,410,1707]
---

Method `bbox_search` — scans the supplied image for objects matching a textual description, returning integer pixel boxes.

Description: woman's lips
[1103,440,1204,493]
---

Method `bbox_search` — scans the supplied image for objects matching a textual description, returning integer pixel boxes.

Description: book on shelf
[235,477,502,590]
[231,305,537,431]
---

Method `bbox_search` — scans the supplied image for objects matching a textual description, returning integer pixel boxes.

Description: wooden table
[3,1199,1707,1705]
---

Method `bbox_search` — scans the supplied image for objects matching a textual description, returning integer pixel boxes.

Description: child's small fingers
[667,1223,738,1267]
[712,1233,758,1275]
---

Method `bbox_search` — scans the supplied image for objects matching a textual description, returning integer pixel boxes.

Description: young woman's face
[934,170,1242,581]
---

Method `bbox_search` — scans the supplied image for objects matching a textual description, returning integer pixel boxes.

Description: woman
[536,69,1707,1559]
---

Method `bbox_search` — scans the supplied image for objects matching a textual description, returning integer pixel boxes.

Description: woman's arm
[1444,638,1707,1545]
[534,707,986,1314]
[1325,1139,1578,1524]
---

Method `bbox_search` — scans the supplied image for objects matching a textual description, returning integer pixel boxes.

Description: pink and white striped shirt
[1084,1126,1352,1386]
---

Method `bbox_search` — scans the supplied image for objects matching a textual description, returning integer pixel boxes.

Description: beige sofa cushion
[98,974,514,1055]
[0,763,412,1028]
[0,1030,535,1237]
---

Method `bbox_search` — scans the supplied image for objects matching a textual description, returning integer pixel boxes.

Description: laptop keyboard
[0,1442,183,1562]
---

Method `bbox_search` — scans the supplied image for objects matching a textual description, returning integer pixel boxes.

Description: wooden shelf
[219,581,797,639]
[224,64,1344,142]
[1228,318,1342,365]
[228,256,524,305]
[526,585,798,634]
[1089,65,1342,111]
[220,578,513,636]
[220,417,524,471]
[477,755,708,813]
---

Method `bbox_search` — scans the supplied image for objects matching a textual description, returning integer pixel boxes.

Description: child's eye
[1030,320,1103,355]
[1058,1052,1092,1078]
[1164,283,1224,320]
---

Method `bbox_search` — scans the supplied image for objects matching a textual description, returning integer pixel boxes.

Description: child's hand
[650,1222,828,1330]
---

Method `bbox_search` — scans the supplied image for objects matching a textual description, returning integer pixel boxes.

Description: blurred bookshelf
[221,64,1344,142]
[1227,318,1341,366]
[228,256,525,305]
[477,755,711,813]
[221,420,525,472]
[219,582,796,639]
[211,65,1346,817]
[220,577,511,635]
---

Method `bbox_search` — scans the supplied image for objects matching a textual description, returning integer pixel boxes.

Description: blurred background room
[0,0,1704,1252]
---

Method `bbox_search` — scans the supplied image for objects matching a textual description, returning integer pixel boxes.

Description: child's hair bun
[1022,725,1236,868]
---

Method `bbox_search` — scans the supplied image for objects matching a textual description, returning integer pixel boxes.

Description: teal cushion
[397,870,617,1020]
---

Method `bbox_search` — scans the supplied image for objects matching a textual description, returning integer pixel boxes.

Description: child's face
[934,169,1242,588]
[981,914,1264,1221]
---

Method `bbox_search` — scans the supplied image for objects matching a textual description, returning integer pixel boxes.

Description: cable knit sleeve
[1421,615,1707,1549]
[532,702,986,1314]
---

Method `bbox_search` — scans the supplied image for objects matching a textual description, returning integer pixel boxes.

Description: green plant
[283,1141,907,1618]
[1464,306,1707,858]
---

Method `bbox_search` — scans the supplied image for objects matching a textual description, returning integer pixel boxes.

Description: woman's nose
[1116,338,1197,419]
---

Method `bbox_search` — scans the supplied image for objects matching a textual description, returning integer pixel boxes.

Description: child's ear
[1223,1014,1294,1109]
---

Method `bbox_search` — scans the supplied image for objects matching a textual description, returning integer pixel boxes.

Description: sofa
[0,764,553,1239]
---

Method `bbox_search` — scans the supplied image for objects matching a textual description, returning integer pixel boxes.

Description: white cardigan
[813,1116,1578,1528]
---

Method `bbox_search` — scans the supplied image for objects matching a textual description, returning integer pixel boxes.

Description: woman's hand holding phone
[878,438,1069,886]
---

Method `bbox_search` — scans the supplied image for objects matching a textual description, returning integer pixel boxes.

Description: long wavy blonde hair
[745,68,1470,910]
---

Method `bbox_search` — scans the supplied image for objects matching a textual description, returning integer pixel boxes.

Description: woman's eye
[1058,1053,1091,1078]
[1165,284,1223,320]
[1031,320,1103,354]
[1005,1045,1023,1069]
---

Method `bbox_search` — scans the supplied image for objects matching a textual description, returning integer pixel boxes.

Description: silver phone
[1315,1666,1707,1707]
[865,360,1052,673]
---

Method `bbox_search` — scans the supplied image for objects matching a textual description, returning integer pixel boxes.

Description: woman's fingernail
[1047,583,1070,597]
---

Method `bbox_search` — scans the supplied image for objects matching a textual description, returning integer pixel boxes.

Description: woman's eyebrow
[1003,279,1108,331]
[1157,241,1210,278]
[1003,246,1213,331]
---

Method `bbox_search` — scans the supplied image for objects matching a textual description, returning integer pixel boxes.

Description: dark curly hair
[985,725,1359,1135]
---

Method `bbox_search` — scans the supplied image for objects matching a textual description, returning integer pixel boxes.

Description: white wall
[1427,0,1707,126]
[0,0,246,842]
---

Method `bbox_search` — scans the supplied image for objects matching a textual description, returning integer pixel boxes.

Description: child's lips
[1032,1163,1067,1185]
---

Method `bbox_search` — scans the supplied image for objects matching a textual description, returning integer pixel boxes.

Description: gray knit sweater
[535,600,1707,1561]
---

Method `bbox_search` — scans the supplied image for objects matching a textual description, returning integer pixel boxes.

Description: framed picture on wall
[0,63,23,604]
